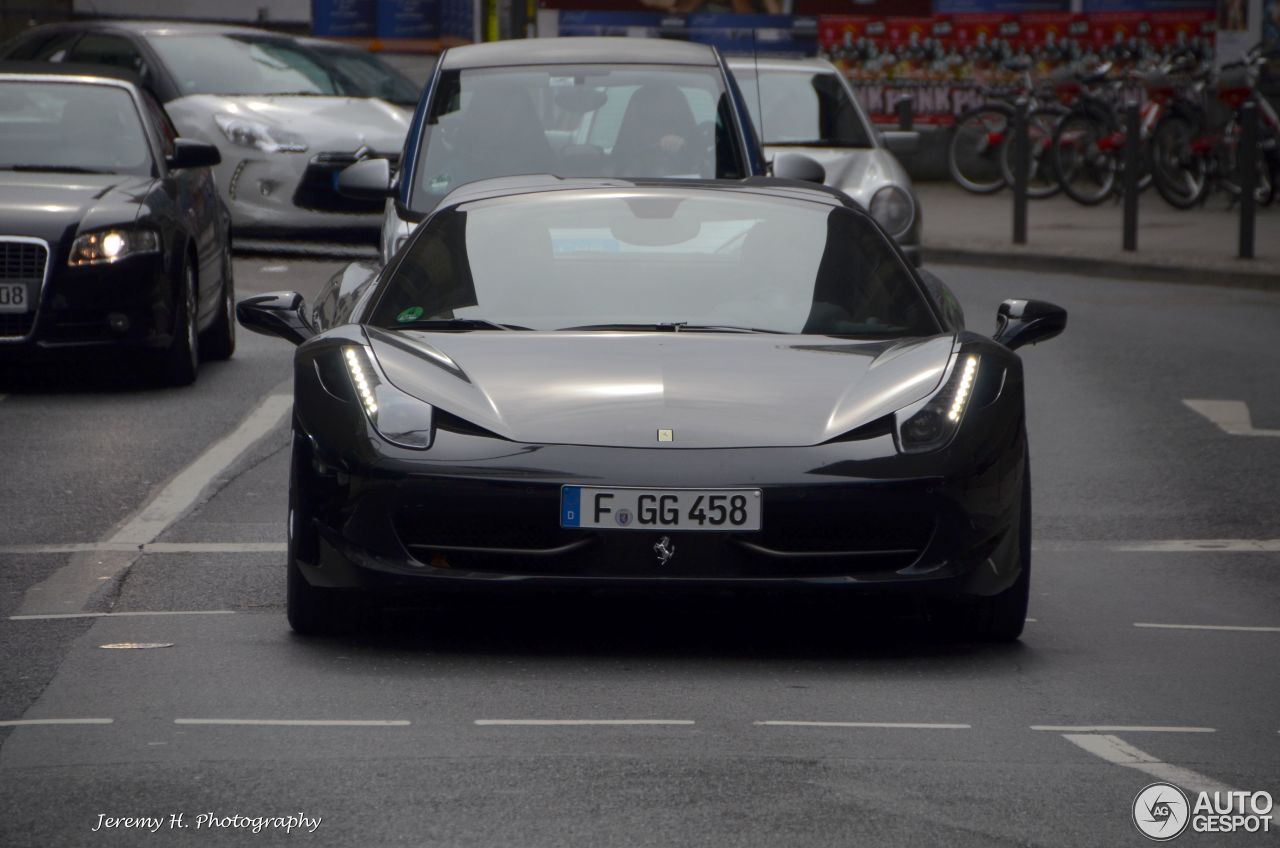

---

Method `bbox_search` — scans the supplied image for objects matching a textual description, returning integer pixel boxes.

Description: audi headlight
[68,228,160,266]
[895,353,979,454]
[342,345,433,449]
[869,185,914,237]
[214,113,308,154]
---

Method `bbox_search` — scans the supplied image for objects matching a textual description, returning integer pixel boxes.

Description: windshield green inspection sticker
[397,306,424,323]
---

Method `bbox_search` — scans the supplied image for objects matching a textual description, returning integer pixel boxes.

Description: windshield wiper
[558,322,783,334]
[391,318,530,332]
[6,165,116,174]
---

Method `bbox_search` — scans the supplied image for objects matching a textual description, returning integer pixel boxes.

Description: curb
[923,245,1280,292]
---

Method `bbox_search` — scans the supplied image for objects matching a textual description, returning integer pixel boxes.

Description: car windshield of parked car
[736,69,873,148]
[408,65,749,212]
[309,47,419,106]
[0,81,152,176]
[149,34,343,97]
[371,190,938,336]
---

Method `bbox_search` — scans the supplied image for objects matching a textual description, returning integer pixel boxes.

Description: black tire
[156,256,198,387]
[948,105,1012,194]
[1150,115,1208,209]
[286,436,362,636]
[933,447,1031,642]
[1053,112,1118,206]
[200,252,235,361]
[998,105,1066,199]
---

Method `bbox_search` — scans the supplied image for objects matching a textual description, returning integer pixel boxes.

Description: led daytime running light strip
[343,347,378,417]
[947,355,978,423]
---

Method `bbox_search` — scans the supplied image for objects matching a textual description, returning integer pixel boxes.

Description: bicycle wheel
[998,105,1066,198]
[1053,111,1118,206]
[1149,115,1208,209]
[948,105,1012,194]
[1218,122,1276,206]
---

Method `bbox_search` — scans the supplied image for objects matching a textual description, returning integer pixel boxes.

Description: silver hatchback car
[728,56,921,264]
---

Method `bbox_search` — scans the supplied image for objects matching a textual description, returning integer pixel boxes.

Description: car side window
[6,31,81,62]
[68,33,149,78]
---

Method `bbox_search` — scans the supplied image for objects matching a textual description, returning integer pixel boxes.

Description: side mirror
[881,130,920,156]
[994,299,1067,351]
[772,152,825,183]
[236,291,316,346]
[337,157,393,200]
[166,138,221,170]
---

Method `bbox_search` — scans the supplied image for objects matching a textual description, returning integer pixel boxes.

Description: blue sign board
[312,0,376,38]
[377,0,440,38]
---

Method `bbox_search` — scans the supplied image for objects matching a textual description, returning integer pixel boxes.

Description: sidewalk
[917,182,1280,290]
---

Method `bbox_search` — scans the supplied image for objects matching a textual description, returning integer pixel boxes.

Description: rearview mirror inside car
[993,299,1067,351]
[772,152,825,184]
[337,158,393,200]
[236,291,316,346]
[166,138,221,170]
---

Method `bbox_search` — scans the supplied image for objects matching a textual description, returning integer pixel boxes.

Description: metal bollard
[1239,101,1257,260]
[1013,98,1028,245]
[1123,102,1139,252]
[896,95,914,131]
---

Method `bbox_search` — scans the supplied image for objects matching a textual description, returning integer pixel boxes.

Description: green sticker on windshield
[397,306,424,323]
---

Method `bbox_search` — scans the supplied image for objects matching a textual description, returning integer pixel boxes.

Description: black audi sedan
[238,176,1065,640]
[0,65,233,384]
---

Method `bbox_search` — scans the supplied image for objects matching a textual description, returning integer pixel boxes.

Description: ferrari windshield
[408,65,748,212]
[0,80,152,176]
[371,189,938,336]
[736,69,873,148]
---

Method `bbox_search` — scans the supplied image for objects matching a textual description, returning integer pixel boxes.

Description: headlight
[214,113,308,154]
[68,228,160,266]
[895,353,979,454]
[342,345,433,449]
[869,186,914,237]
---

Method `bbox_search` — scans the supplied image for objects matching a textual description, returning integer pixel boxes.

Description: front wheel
[948,105,1012,194]
[155,258,198,387]
[998,105,1066,199]
[1053,112,1118,206]
[1150,115,1209,209]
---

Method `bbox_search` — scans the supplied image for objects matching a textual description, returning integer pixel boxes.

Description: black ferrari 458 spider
[238,176,1065,639]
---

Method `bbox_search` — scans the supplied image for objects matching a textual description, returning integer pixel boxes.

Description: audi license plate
[0,282,30,313]
[561,487,761,531]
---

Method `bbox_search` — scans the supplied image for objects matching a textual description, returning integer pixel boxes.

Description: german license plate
[0,282,30,314]
[561,487,762,531]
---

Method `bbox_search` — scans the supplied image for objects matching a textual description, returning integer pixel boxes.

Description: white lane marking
[259,264,289,273]
[1032,726,1214,733]
[0,718,113,727]
[11,610,236,621]
[1062,734,1240,798]
[1183,399,1280,437]
[0,542,286,555]
[1117,539,1280,552]
[754,721,971,729]
[1135,623,1280,633]
[474,720,695,726]
[175,719,409,727]
[108,393,292,546]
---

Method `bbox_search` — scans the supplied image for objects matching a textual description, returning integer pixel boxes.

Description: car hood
[764,145,910,209]
[367,329,955,448]
[166,94,411,154]
[0,171,152,246]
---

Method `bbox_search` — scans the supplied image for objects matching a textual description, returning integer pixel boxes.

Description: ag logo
[1133,782,1190,841]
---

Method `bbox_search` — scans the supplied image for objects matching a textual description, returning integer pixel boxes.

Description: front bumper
[293,416,1026,600]
[0,251,177,359]
[217,150,393,236]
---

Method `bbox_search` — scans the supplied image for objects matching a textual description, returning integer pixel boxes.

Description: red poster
[1088,12,1149,49]
[817,15,872,52]
[951,13,1018,47]
[1018,12,1083,48]
[1147,11,1215,46]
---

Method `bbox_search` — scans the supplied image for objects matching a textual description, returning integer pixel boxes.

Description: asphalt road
[0,257,1277,847]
